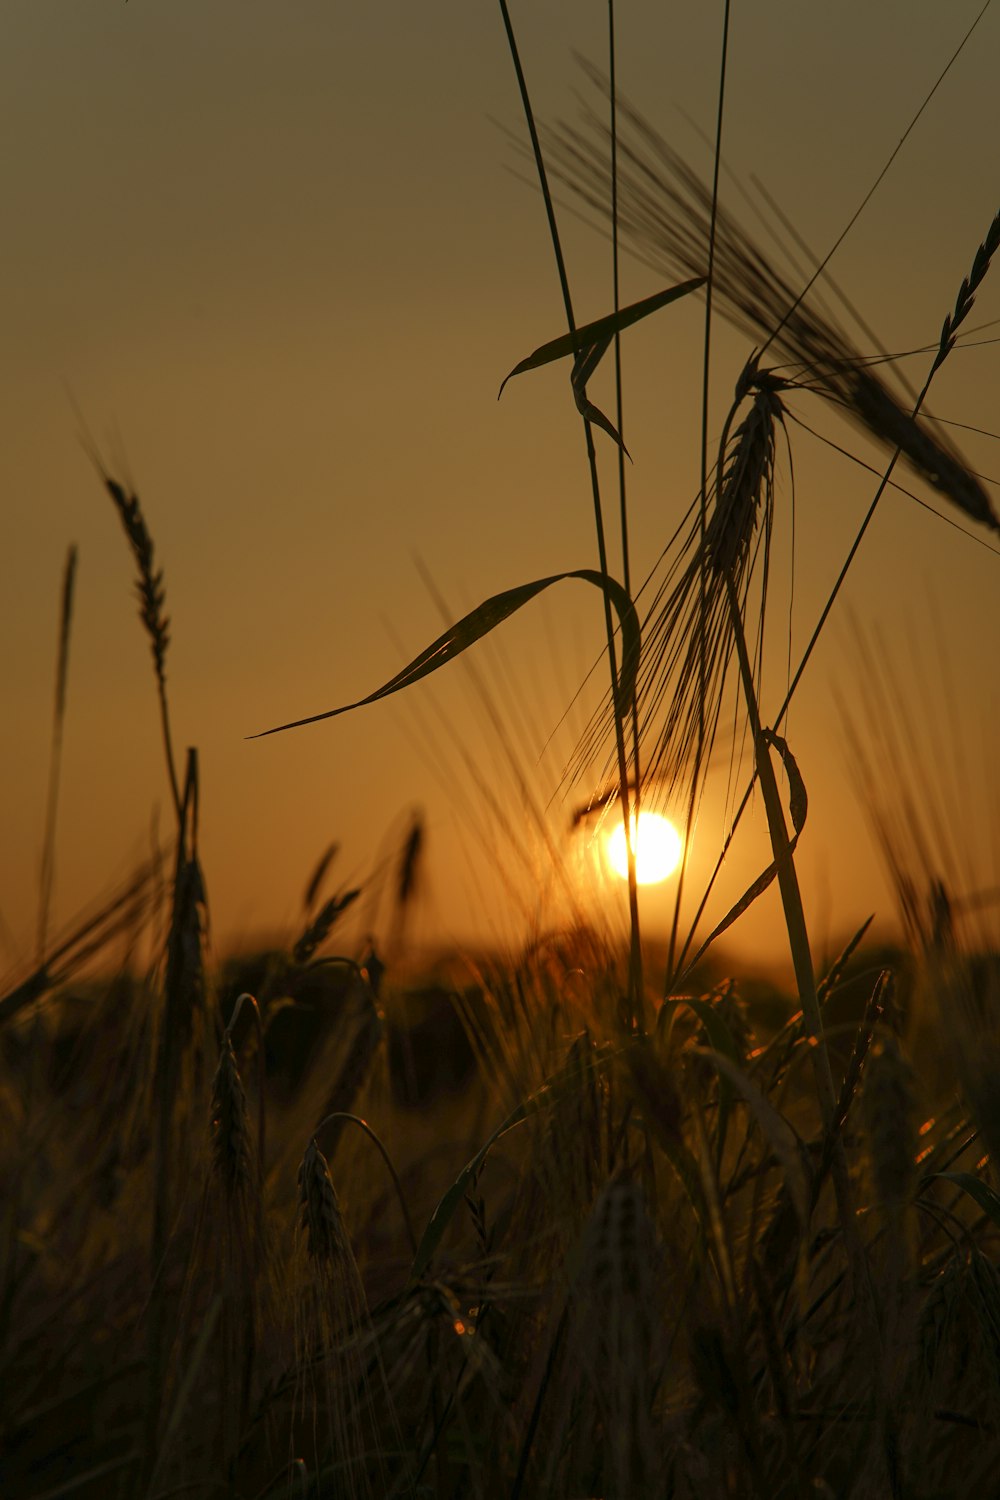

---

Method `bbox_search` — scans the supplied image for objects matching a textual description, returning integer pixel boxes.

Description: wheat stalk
[36,544,78,964]
[541,1178,660,1500]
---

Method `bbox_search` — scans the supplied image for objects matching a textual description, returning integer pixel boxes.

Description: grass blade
[252,567,640,737]
[498,277,706,394]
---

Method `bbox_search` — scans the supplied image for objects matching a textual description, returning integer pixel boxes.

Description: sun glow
[605,811,683,885]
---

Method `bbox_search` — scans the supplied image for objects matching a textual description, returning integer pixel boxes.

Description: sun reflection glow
[605,811,683,885]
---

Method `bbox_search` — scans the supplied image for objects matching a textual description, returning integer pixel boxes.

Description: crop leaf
[498,277,706,395]
[252,568,639,737]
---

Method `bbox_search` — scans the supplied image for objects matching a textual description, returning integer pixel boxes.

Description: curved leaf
[498,277,706,395]
[930,1171,1000,1229]
[572,345,630,457]
[677,734,810,977]
[251,568,640,737]
[764,729,808,835]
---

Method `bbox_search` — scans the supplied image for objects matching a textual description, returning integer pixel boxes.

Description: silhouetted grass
[4,12,1000,1500]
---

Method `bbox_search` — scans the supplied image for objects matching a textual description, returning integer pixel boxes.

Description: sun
[605,810,683,885]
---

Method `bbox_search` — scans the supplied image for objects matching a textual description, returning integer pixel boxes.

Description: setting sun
[605,810,683,885]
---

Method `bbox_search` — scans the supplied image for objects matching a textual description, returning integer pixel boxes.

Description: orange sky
[3,2,998,984]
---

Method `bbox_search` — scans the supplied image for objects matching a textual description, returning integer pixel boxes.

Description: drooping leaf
[930,1172,1000,1230]
[498,277,706,395]
[677,732,811,977]
[570,334,630,456]
[252,568,640,737]
[764,729,808,835]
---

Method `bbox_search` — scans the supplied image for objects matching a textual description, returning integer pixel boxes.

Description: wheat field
[3,7,1000,1499]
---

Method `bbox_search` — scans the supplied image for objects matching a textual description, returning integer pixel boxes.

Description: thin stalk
[667,0,732,985]
[723,571,834,1119]
[144,749,201,1488]
[755,0,993,365]
[671,111,1000,990]
[608,0,628,601]
[497,0,643,1022]
[37,545,77,964]
[314,1112,418,1260]
[722,571,889,1444]
[158,678,183,830]
[608,0,645,903]
[770,370,939,724]
[13,547,79,1348]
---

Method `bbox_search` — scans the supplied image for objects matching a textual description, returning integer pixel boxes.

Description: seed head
[210,1036,253,1196]
[297,1137,347,1265]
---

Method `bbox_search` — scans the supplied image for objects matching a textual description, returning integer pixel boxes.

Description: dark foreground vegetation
[3,877,1000,1500]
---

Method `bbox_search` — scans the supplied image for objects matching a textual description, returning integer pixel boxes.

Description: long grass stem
[667,0,732,987]
[36,545,77,965]
[498,0,643,1022]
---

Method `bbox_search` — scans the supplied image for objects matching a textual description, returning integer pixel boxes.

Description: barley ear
[210,1037,254,1198]
[933,207,1000,372]
[297,1136,348,1265]
[91,451,182,820]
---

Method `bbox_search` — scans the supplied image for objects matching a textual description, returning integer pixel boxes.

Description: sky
[2,1,998,986]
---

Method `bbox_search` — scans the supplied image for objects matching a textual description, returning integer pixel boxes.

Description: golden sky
[3,2,998,979]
